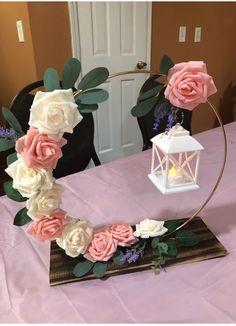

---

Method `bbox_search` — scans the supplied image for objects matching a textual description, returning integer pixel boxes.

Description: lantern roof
[151,124,204,154]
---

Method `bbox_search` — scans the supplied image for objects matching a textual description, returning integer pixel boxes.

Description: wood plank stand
[49,216,227,286]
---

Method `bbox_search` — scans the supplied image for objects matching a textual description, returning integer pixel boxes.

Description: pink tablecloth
[1,122,236,323]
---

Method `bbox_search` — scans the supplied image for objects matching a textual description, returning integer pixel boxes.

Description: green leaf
[73,260,94,277]
[151,237,159,249]
[112,250,125,266]
[164,220,180,232]
[77,103,99,113]
[62,58,81,89]
[2,107,24,136]
[78,67,109,91]
[7,152,17,166]
[131,96,159,117]
[138,84,164,102]
[4,181,27,202]
[158,242,169,254]
[0,138,15,152]
[175,230,201,247]
[159,55,175,75]
[44,68,61,92]
[76,89,109,104]
[14,207,32,226]
[164,240,178,257]
[93,262,108,278]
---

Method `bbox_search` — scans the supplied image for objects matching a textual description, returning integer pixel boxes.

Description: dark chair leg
[91,147,101,166]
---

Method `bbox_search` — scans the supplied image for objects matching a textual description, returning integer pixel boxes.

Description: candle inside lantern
[168,166,184,185]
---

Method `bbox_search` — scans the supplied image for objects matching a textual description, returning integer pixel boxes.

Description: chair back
[9,80,101,179]
[137,75,192,150]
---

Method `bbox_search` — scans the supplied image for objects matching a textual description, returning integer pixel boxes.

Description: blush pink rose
[15,128,67,169]
[84,229,118,262]
[26,210,67,241]
[109,223,138,247]
[164,61,217,110]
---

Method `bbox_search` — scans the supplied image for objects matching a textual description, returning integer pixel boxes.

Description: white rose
[29,89,83,140]
[56,218,93,257]
[5,157,54,198]
[26,184,63,220]
[133,218,168,239]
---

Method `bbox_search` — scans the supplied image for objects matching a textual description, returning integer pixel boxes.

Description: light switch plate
[16,20,25,42]
[179,26,186,42]
[194,27,201,42]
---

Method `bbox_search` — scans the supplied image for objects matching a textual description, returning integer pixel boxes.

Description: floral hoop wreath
[4,60,227,277]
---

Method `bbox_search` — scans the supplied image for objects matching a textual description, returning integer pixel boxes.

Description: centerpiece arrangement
[0,56,227,285]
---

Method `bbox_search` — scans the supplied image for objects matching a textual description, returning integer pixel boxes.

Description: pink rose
[164,61,217,110]
[26,210,67,241]
[84,229,118,262]
[109,223,138,247]
[15,128,67,169]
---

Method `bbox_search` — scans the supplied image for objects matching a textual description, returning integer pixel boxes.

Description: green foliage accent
[138,84,164,102]
[165,240,178,257]
[151,237,159,249]
[78,67,109,91]
[131,96,159,117]
[73,260,94,277]
[7,152,17,166]
[44,68,61,92]
[62,58,81,89]
[159,54,175,75]
[14,207,32,226]
[93,262,108,278]
[77,103,99,113]
[3,180,27,202]
[175,230,201,247]
[164,220,180,233]
[154,242,169,256]
[2,107,24,136]
[0,138,15,152]
[77,89,109,104]
[112,249,125,266]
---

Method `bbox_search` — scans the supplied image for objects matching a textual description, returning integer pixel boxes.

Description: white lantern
[148,124,204,194]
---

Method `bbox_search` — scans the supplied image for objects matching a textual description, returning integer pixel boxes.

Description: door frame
[68,2,152,73]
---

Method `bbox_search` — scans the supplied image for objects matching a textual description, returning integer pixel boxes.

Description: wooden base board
[49,217,227,286]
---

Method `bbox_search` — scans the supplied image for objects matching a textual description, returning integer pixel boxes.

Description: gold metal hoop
[108,70,227,232]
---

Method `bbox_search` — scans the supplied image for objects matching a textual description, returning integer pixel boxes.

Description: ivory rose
[84,229,118,262]
[26,210,67,241]
[26,184,63,220]
[5,157,54,198]
[109,223,138,247]
[56,218,93,258]
[29,89,83,140]
[164,61,217,110]
[133,218,168,239]
[15,128,67,169]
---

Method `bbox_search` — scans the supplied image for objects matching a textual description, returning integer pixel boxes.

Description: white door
[69,2,152,163]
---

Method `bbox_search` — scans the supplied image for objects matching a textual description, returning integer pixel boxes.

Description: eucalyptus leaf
[14,207,32,226]
[62,58,81,89]
[4,181,27,202]
[78,67,109,91]
[164,240,178,257]
[157,242,169,254]
[112,250,125,266]
[93,262,108,278]
[77,89,109,104]
[175,230,200,247]
[7,152,17,166]
[2,107,24,136]
[77,103,99,113]
[44,68,61,92]
[0,138,15,152]
[164,220,180,232]
[73,260,94,277]
[159,55,175,75]
[151,237,159,249]
[138,84,164,102]
[131,96,159,117]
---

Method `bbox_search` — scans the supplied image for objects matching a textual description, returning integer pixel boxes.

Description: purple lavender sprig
[123,248,140,264]
[0,127,17,140]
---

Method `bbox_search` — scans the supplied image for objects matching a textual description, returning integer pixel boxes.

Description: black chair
[9,80,101,179]
[137,75,192,151]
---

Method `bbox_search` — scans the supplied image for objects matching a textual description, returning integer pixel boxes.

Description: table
[1,122,236,323]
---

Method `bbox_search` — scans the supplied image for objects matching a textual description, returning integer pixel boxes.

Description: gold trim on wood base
[49,217,227,286]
